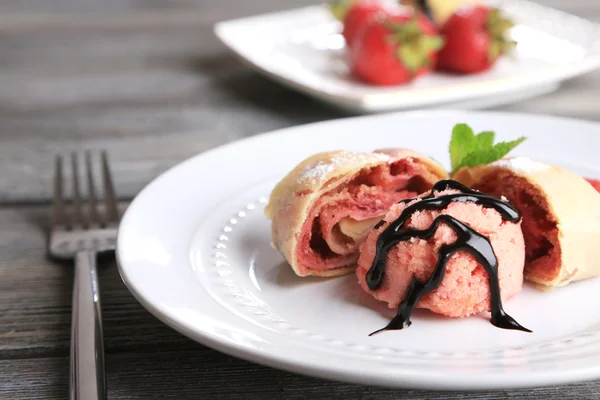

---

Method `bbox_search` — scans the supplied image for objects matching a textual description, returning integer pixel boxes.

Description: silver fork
[49,151,120,400]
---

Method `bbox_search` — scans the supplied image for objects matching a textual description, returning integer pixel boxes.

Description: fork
[49,151,120,400]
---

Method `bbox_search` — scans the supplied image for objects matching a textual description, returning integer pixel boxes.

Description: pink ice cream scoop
[356,184,526,327]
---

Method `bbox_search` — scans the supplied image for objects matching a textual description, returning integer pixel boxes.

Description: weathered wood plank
[0,259,202,358]
[0,1,315,32]
[0,0,596,18]
[0,205,195,358]
[3,353,600,400]
[0,103,341,203]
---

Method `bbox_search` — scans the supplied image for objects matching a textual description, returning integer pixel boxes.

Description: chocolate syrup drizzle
[366,180,531,335]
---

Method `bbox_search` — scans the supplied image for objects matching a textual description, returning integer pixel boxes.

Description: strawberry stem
[328,0,358,21]
[385,17,444,74]
[486,8,517,62]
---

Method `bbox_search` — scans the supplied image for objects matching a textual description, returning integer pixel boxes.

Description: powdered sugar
[491,157,550,174]
[297,151,391,186]
[299,159,341,184]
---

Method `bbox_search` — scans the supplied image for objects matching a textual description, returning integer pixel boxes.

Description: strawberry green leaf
[488,41,501,62]
[486,7,517,60]
[387,18,443,74]
[419,35,444,53]
[449,123,476,173]
[328,0,357,21]
[397,45,422,73]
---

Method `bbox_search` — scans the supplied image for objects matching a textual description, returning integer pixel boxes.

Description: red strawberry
[586,178,600,193]
[349,12,444,86]
[341,1,388,48]
[437,5,516,74]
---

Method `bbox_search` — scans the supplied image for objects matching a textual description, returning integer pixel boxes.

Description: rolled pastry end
[266,149,449,277]
[454,157,600,288]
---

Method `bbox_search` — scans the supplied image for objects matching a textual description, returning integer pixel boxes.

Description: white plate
[118,110,600,390]
[214,1,600,113]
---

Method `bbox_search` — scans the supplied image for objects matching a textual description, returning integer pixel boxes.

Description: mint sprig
[449,123,526,174]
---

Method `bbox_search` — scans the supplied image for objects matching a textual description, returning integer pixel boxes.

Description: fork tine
[71,153,85,227]
[85,151,101,226]
[51,155,67,228]
[101,151,119,223]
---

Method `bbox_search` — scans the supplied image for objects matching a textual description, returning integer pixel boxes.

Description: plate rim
[117,110,600,390]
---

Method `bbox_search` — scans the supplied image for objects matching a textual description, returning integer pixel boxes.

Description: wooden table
[1,1,600,398]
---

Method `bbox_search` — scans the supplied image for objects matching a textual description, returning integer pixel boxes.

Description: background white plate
[214,0,600,113]
[118,110,600,390]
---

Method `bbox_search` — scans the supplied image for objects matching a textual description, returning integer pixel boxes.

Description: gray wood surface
[1,0,600,398]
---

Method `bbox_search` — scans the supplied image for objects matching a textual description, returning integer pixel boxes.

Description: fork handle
[70,251,106,400]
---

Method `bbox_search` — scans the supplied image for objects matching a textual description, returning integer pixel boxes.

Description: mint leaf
[449,124,476,173]
[459,137,527,170]
[475,131,495,149]
[491,137,527,158]
[448,123,526,174]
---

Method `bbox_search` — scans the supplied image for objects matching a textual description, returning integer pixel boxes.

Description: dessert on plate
[265,149,448,277]
[265,121,600,334]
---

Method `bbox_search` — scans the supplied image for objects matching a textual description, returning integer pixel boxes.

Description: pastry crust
[453,157,600,288]
[265,149,449,277]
